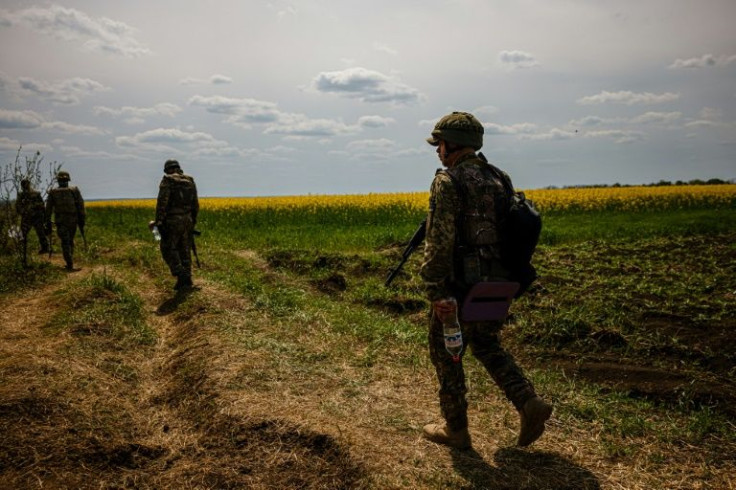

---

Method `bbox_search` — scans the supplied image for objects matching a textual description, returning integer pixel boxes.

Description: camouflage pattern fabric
[421,151,536,431]
[45,186,84,267]
[156,173,198,279]
[16,189,48,251]
[428,311,536,430]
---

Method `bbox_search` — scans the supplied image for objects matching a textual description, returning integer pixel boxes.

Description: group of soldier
[15,171,85,271]
[14,111,553,450]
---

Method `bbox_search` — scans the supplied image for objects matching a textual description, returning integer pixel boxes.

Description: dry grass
[1,251,734,489]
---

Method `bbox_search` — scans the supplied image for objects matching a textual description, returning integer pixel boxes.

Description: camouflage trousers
[21,215,48,252]
[429,310,536,431]
[160,215,193,278]
[55,218,77,267]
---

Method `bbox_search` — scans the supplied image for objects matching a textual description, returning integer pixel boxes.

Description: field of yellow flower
[90,184,736,215]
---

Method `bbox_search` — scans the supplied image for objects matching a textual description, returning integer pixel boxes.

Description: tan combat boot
[422,423,472,449]
[517,396,553,447]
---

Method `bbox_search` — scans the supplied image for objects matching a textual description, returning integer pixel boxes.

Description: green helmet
[164,159,180,172]
[57,171,70,181]
[426,111,484,150]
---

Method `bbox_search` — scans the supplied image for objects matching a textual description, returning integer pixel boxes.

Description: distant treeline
[548,178,735,190]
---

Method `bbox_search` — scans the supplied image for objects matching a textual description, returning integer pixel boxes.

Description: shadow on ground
[451,447,600,490]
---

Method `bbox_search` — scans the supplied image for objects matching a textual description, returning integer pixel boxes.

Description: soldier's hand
[432,298,457,317]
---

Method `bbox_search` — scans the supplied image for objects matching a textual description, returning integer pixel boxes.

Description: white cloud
[484,122,537,135]
[311,67,423,104]
[346,138,395,151]
[498,50,539,69]
[569,116,611,127]
[0,109,44,128]
[357,115,396,128]
[263,113,357,137]
[1,5,150,57]
[630,111,682,125]
[669,54,736,69]
[189,95,281,123]
[585,129,646,144]
[520,128,577,141]
[210,74,233,84]
[577,90,680,106]
[0,136,52,153]
[42,121,107,135]
[17,76,109,105]
[179,75,234,86]
[94,103,182,122]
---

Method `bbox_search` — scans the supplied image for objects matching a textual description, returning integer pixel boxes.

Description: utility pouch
[461,281,520,322]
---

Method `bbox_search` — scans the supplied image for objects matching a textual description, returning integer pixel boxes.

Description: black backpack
[478,153,542,295]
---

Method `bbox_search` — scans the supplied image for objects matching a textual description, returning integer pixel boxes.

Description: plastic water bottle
[438,297,463,363]
[152,226,161,241]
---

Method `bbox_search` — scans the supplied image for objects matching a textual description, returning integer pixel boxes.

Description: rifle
[47,223,53,258]
[79,224,88,250]
[191,229,201,268]
[384,218,427,287]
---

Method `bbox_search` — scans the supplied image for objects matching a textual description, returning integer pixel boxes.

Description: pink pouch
[461,282,520,322]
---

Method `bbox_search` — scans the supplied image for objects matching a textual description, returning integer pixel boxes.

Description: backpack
[478,153,542,295]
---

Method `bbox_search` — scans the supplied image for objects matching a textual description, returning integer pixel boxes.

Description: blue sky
[1,0,735,199]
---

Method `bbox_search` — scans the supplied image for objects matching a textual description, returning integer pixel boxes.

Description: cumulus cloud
[42,121,106,135]
[346,138,395,151]
[311,67,422,104]
[0,137,52,154]
[357,115,395,128]
[569,116,611,127]
[0,109,44,128]
[520,128,577,141]
[0,5,150,57]
[263,113,357,137]
[498,50,539,69]
[669,54,736,69]
[584,129,646,144]
[189,95,281,124]
[577,90,680,106]
[17,76,109,105]
[210,74,233,84]
[179,75,234,86]
[94,103,182,123]
[630,111,682,125]
[484,122,537,135]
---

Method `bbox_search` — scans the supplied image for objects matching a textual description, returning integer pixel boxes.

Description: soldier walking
[150,159,199,290]
[16,178,49,257]
[419,112,552,449]
[45,171,85,271]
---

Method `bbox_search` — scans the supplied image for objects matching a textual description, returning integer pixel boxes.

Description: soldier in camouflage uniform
[151,159,199,290]
[16,178,49,255]
[420,112,552,449]
[45,171,85,270]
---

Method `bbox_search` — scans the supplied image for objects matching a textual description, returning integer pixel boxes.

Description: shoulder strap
[478,152,515,198]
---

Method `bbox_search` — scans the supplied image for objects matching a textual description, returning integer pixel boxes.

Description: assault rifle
[384,218,427,287]
[191,229,201,268]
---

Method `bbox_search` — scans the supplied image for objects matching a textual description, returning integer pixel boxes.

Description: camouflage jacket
[155,173,199,225]
[16,189,45,219]
[420,152,509,301]
[46,186,85,224]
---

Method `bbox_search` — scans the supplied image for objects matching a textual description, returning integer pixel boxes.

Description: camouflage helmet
[20,178,31,189]
[426,111,484,150]
[164,159,180,172]
[56,170,71,181]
